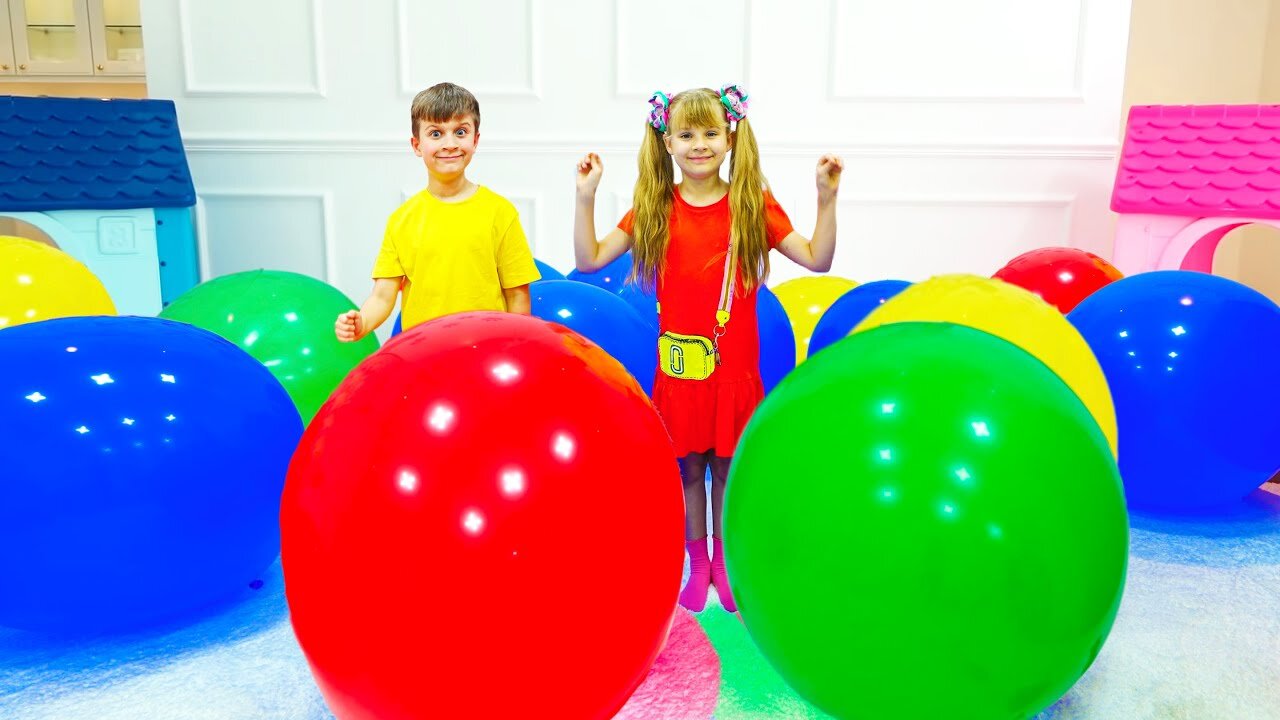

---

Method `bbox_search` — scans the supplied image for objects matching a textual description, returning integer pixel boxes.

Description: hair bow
[647,91,673,133]
[719,84,749,123]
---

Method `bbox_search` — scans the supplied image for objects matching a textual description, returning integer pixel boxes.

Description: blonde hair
[628,88,771,292]
[410,82,480,137]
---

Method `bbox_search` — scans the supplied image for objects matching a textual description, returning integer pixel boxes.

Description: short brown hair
[410,82,480,137]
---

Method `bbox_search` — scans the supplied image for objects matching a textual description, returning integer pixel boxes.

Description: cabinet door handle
[18,63,27,70]
[97,64,104,70]
[1,64,9,71]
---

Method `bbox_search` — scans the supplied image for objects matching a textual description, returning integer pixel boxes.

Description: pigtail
[728,117,771,291]
[629,124,675,293]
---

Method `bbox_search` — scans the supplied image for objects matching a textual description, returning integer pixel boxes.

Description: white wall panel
[836,194,1074,280]
[142,0,1133,317]
[507,195,542,255]
[830,0,1084,101]
[396,0,539,98]
[614,0,750,97]
[196,191,332,280]
[741,0,1129,145]
[177,0,325,97]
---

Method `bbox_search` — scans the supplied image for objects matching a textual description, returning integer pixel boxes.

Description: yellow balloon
[772,275,858,363]
[853,274,1118,457]
[0,236,116,329]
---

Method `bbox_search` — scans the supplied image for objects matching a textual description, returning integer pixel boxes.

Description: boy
[335,82,540,341]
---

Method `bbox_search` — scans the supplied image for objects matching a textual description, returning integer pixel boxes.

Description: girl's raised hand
[816,154,844,203]
[576,152,604,197]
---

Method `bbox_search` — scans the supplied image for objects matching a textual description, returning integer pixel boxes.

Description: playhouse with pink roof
[1111,104,1280,274]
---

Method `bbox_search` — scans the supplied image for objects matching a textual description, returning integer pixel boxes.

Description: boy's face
[664,123,732,182]
[411,115,479,180]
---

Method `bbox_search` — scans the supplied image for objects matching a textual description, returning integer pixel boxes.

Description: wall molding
[183,135,1119,160]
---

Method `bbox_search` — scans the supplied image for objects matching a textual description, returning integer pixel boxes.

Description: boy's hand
[576,152,604,197]
[816,154,844,204]
[335,310,363,342]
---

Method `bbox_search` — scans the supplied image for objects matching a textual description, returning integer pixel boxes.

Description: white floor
[2,485,1277,720]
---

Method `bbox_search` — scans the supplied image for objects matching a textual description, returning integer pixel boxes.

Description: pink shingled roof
[1111,104,1280,220]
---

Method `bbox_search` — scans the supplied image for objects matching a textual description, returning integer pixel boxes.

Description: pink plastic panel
[1112,105,1280,220]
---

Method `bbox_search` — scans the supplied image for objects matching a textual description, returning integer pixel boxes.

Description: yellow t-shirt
[372,185,540,329]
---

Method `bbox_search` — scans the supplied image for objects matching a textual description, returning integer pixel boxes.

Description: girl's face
[664,123,732,181]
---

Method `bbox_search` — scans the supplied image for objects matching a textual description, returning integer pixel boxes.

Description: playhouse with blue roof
[0,95,199,314]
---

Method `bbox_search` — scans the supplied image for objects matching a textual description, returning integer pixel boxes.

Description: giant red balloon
[281,312,685,719]
[993,246,1123,313]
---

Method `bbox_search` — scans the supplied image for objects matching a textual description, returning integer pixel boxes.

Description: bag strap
[710,238,737,367]
[716,237,737,329]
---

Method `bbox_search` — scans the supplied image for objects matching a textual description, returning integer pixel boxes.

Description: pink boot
[710,536,737,612]
[678,537,711,612]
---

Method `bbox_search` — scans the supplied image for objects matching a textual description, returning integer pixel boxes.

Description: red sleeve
[617,209,636,235]
[763,191,795,249]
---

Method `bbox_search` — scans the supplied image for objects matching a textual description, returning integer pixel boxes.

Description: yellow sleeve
[371,212,406,279]
[495,212,540,288]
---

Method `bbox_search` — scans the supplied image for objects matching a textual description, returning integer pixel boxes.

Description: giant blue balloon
[568,251,634,291]
[531,280,657,395]
[535,259,566,281]
[758,286,796,394]
[0,316,303,632]
[808,280,911,356]
[618,282,659,333]
[1068,270,1280,513]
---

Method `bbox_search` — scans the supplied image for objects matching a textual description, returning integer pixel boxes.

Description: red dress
[620,187,794,458]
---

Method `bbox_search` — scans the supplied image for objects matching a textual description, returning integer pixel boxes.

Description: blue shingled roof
[0,95,196,211]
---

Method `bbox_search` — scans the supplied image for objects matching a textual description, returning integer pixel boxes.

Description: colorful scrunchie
[648,91,673,133]
[719,84,749,123]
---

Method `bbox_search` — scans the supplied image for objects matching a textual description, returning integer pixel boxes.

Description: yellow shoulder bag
[657,239,737,381]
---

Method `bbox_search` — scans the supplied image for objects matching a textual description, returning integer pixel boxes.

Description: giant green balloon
[724,322,1127,720]
[160,270,379,423]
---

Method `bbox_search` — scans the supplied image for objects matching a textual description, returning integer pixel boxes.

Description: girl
[573,85,843,612]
